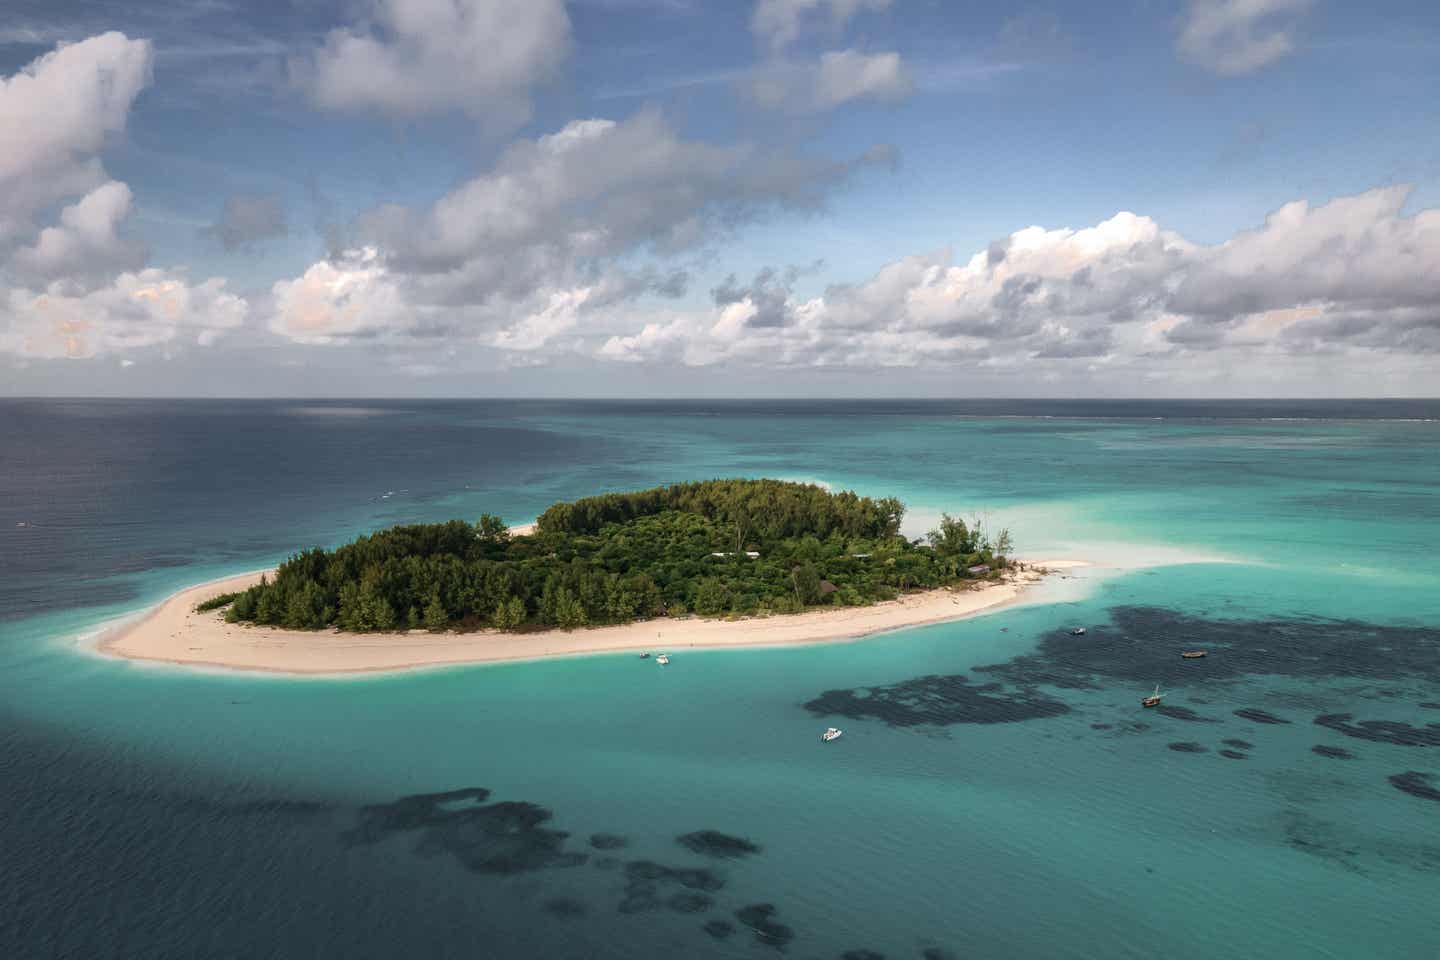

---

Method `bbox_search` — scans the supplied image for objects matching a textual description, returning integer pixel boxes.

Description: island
[99,479,1082,674]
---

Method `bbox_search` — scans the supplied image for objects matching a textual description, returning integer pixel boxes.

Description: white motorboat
[1070,627,1087,636]
[821,727,843,742]
[656,654,670,665]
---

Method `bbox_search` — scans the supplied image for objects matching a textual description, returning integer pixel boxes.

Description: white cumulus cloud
[266,112,886,351]
[269,247,416,345]
[593,185,1440,373]
[0,35,247,361]
[11,181,145,284]
[0,32,152,244]
[293,0,571,122]
[2,271,247,359]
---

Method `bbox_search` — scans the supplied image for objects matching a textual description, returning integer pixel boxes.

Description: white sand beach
[96,559,1085,676]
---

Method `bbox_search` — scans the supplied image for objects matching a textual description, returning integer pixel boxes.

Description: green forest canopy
[222,479,1012,633]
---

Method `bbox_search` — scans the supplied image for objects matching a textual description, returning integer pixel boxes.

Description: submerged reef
[1388,771,1440,803]
[702,920,736,939]
[974,607,1440,690]
[1312,744,1355,760]
[1234,709,1292,724]
[668,892,714,914]
[803,674,1069,727]
[677,830,762,858]
[1155,704,1221,723]
[342,788,586,875]
[619,859,725,915]
[735,903,795,949]
[624,859,725,891]
[1314,713,1440,747]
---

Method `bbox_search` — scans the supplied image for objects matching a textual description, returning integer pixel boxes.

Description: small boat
[821,727,843,742]
[1070,627,1087,636]
[656,654,670,665]
[1181,650,1207,659]
[638,652,651,659]
[1141,684,1164,708]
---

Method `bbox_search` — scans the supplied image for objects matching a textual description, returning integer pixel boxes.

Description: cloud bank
[268,110,890,351]
[598,186,1440,373]
[0,34,248,359]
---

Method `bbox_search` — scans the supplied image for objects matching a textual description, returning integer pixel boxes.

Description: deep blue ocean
[2,398,1439,959]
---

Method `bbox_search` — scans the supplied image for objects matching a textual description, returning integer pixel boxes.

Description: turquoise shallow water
[2,399,1439,959]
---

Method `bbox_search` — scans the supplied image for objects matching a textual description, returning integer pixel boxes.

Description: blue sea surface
[2,399,1439,959]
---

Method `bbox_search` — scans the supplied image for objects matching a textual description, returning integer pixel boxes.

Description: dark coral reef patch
[734,903,795,949]
[1155,704,1220,723]
[1314,713,1440,747]
[1312,744,1354,760]
[619,859,725,916]
[803,674,1068,727]
[1233,708,1291,724]
[1388,771,1440,803]
[975,607,1440,690]
[342,788,586,874]
[668,892,714,914]
[702,919,736,939]
[677,830,761,858]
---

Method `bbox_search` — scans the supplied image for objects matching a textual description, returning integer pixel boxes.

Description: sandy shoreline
[96,559,1085,676]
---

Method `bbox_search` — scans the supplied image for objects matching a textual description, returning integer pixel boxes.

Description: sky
[1,0,1439,398]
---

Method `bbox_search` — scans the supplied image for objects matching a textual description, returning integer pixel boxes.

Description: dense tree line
[223,480,1011,633]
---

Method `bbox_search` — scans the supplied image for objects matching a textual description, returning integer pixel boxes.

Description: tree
[927,513,974,557]
[475,514,510,544]
[727,492,752,554]
[693,577,732,616]
[255,585,284,625]
[791,563,821,605]
[552,587,587,628]
[228,479,1008,636]
[423,592,449,632]
[493,596,527,630]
